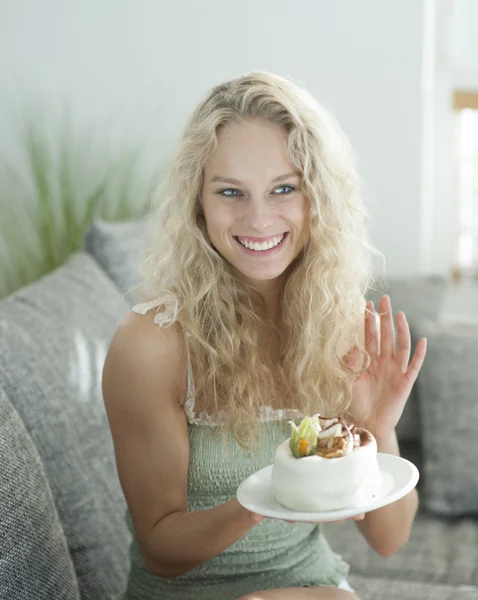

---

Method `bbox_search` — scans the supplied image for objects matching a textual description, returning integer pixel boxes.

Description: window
[453,91,478,280]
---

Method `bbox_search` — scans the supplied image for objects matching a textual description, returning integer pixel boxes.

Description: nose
[242,195,275,232]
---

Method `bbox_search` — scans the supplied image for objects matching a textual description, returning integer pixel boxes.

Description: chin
[236,265,289,283]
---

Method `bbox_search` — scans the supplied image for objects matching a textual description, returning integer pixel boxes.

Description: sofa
[0,218,477,600]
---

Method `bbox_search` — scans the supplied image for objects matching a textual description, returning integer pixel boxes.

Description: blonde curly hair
[138,71,384,445]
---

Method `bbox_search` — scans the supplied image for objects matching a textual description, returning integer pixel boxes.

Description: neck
[250,277,284,322]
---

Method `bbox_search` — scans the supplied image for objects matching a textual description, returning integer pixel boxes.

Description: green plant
[0,116,158,298]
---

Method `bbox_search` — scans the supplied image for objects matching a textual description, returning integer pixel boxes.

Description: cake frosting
[271,415,382,512]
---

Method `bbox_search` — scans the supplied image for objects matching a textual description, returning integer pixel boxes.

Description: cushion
[324,510,478,588]
[83,218,147,305]
[0,252,131,600]
[0,387,80,600]
[416,320,478,516]
[349,574,477,600]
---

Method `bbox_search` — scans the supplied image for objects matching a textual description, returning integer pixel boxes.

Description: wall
[0,0,424,277]
[426,0,478,276]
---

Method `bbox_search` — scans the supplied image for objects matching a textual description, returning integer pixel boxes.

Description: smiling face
[201,118,310,291]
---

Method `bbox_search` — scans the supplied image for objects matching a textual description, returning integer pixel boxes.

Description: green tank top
[124,303,349,600]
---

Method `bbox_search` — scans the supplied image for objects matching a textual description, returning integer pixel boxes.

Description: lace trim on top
[184,398,304,427]
[132,300,304,426]
[131,298,178,328]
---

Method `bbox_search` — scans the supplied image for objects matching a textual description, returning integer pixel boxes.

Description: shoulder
[103,306,188,409]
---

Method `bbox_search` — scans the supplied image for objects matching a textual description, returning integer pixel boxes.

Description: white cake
[271,415,382,512]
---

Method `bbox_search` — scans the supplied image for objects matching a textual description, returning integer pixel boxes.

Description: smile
[233,233,288,253]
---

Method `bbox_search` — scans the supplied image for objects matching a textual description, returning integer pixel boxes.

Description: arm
[102,311,259,579]
[355,429,419,557]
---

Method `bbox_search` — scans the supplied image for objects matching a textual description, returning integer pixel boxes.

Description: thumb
[249,512,265,524]
[344,345,366,374]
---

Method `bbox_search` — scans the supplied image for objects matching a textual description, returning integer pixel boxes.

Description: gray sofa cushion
[417,321,478,516]
[83,218,147,305]
[324,511,478,588]
[0,252,131,600]
[348,574,477,600]
[0,387,80,600]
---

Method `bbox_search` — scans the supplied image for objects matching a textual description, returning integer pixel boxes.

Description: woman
[102,71,427,600]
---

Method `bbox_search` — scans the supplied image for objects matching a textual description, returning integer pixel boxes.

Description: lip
[234,234,287,243]
[233,232,289,256]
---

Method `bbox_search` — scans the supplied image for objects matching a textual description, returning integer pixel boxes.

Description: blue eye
[274,185,295,194]
[216,185,295,198]
[217,188,242,198]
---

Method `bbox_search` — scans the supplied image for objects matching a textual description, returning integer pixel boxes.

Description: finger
[250,513,265,524]
[394,311,411,372]
[405,337,427,384]
[350,513,365,521]
[379,295,395,356]
[364,301,379,356]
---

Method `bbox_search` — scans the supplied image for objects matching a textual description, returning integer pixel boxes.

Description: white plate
[236,453,419,522]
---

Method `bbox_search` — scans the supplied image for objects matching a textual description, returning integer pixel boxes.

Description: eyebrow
[209,170,301,185]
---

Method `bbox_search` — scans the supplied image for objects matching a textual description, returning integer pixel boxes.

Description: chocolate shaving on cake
[313,415,369,458]
[289,414,373,459]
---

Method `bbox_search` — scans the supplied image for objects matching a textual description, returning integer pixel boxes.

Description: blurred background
[1,3,478,600]
[0,0,477,299]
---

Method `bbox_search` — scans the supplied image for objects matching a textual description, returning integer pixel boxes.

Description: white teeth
[237,234,285,251]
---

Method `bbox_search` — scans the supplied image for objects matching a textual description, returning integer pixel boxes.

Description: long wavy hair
[138,71,384,445]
